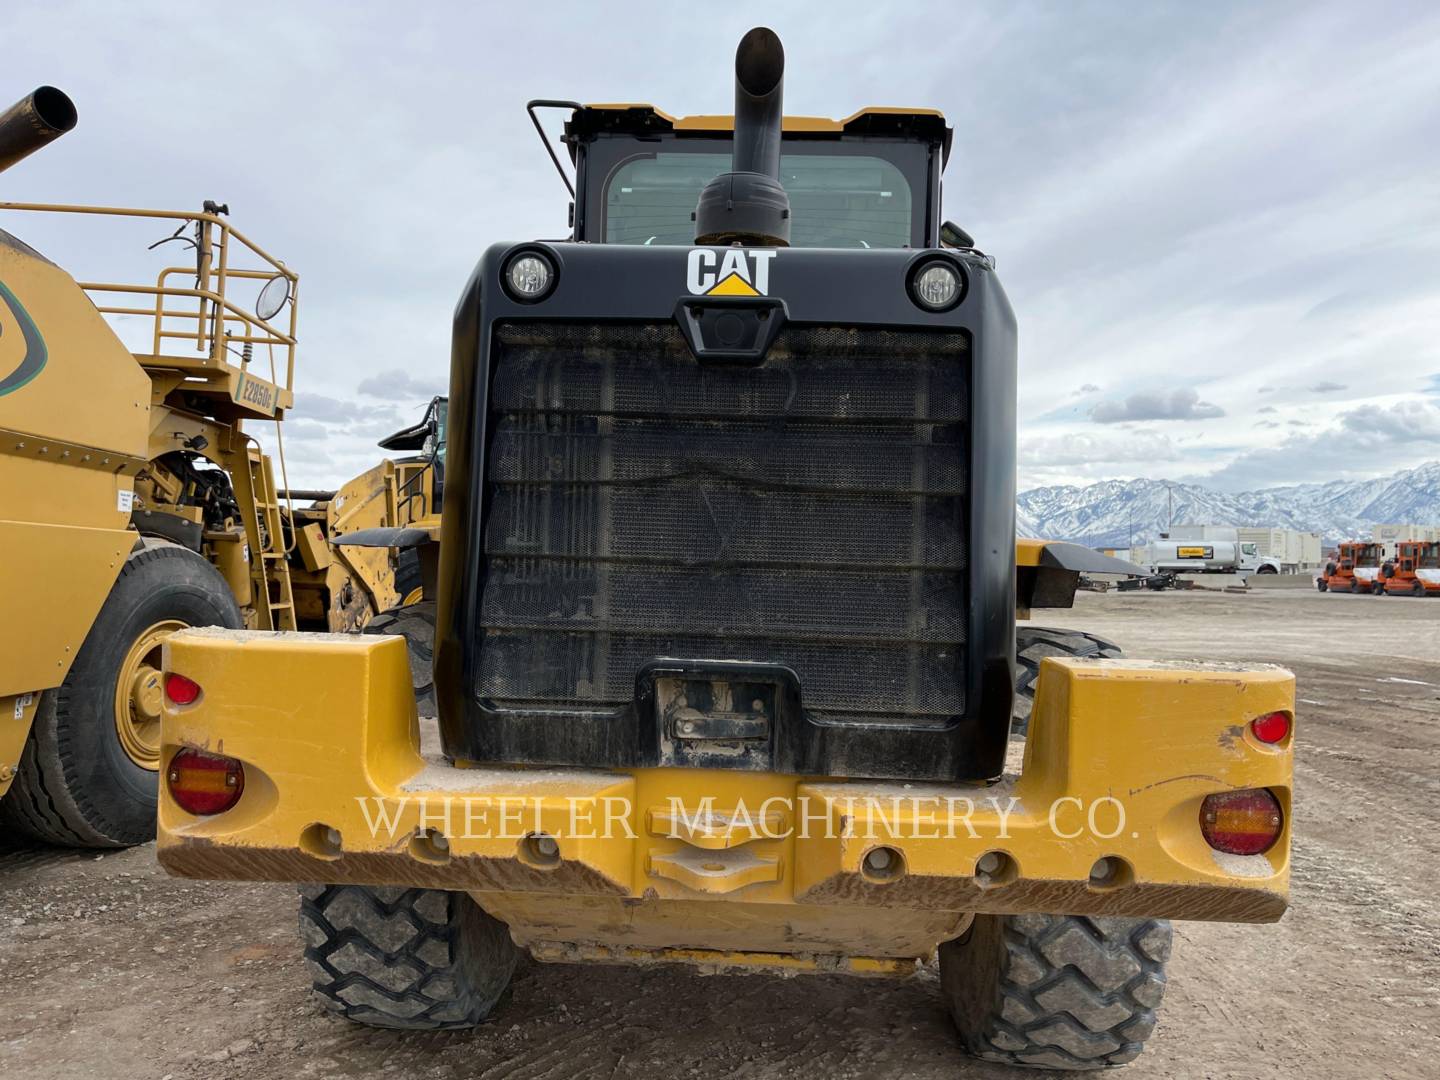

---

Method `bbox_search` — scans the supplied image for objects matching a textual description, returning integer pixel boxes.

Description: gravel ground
[2,588,1437,1079]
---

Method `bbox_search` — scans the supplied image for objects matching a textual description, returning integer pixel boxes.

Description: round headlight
[505,252,555,301]
[910,259,963,312]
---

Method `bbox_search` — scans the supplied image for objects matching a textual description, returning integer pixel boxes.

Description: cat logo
[0,279,47,397]
[686,248,777,296]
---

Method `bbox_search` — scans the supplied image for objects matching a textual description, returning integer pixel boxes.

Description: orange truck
[1383,541,1440,596]
[1317,541,1386,594]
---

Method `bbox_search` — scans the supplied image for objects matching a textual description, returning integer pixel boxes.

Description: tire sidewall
[48,545,242,842]
[395,547,424,603]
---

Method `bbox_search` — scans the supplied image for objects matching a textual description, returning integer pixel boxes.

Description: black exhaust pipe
[0,86,77,176]
[694,28,790,247]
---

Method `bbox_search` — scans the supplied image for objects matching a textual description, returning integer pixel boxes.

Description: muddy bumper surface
[158,631,1293,967]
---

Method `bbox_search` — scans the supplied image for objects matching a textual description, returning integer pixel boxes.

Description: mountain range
[1016,461,1440,549]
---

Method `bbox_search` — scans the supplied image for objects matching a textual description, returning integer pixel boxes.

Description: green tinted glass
[605,152,913,248]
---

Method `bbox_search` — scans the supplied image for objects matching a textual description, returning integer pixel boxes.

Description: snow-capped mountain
[1017,461,1440,548]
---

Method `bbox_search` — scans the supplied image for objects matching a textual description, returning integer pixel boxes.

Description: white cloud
[357,369,448,400]
[1205,400,1440,490]
[1091,387,1225,424]
[1341,399,1440,440]
[6,1,1438,488]
[1019,431,1181,468]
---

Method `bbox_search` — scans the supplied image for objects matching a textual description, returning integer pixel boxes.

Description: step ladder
[234,445,298,631]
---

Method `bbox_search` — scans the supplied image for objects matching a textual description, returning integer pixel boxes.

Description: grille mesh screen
[480,323,969,726]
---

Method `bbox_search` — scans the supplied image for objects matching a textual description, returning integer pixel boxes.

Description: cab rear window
[604,151,913,249]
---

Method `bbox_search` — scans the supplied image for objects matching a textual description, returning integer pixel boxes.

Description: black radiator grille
[479,323,969,726]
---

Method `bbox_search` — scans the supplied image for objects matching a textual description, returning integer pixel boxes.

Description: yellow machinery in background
[283,395,446,632]
[0,86,304,846]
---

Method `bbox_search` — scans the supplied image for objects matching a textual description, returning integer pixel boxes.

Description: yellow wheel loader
[281,395,445,634]
[154,31,1294,1069]
[0,87,306,847]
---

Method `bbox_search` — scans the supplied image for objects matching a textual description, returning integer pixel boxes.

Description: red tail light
[167,748,244,816]
[164,672,201,706]
[1200,788,1283,856]
[1250,711,1290,745]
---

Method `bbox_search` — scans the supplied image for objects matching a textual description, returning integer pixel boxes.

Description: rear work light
[1200,788,1283,856]
[1250,710,1291,745]
[164,672,201,706]
[167,748,245,816]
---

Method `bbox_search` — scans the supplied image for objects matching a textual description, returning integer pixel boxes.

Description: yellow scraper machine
[153,30,1294,1069]
[0,85,304,847]
[1,86,452,849]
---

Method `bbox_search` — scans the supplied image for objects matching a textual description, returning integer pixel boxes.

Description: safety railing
[0,202,299,395]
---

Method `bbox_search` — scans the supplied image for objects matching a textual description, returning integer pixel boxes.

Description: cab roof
[565,103,953,167]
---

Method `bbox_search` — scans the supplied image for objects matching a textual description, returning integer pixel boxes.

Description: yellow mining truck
[0,87,307,847]
[155,31,1294,1069]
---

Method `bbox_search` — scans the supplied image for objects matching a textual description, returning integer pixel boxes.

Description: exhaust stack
[694,28,790,247]
[0,87,77,176]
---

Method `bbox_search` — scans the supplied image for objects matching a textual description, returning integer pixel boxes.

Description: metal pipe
[279,489,336,502]
[0,87,77,175]
[693,28,792,246]
[731,28,784,179]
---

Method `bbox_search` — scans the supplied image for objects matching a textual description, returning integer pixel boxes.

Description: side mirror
[940,220,974,249]
[255,273,292,322]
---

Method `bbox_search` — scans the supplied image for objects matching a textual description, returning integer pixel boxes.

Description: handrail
[0,201,298,395]
[0,202,294,276]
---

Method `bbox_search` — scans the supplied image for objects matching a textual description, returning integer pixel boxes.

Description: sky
[6,0,1439,492]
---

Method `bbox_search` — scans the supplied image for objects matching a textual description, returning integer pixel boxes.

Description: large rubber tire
[300,885,517,1030]
[1013,628,1123,737]
[1316,578,1327,592]
[1414,581,1426,597]
[940,913,1172,1070]
[0,542,241,848]
[363,600,436,717]
[394,547,424,605]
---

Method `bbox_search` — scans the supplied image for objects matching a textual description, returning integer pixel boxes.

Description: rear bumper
[158,631,1293,964]
[1385,579,1436,593]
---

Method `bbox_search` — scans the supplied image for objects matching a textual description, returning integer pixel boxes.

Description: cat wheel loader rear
[155,31,1294,1069]
[0,87,305,847]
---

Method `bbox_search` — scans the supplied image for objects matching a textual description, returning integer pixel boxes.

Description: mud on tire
[363,600,436,717]
[300,885,517,1030]
[1013,627,1123,736]
[940,913,1172,1070]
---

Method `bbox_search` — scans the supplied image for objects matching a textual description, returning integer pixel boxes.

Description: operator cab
[533,103,956,249]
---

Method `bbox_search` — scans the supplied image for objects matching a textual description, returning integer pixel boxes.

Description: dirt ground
[2,588,1438,1079]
